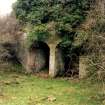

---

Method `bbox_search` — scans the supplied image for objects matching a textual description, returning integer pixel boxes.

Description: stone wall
[79,56,89,79]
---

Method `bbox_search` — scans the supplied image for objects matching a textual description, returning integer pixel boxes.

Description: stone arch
[55,42,79,77]
[27,41,50,73]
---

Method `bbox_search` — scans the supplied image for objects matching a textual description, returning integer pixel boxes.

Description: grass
[0,70,103,105]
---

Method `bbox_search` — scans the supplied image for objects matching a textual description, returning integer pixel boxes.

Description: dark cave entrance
[63,53,79,77]
[29,41,50,73]
[56,44,79,77]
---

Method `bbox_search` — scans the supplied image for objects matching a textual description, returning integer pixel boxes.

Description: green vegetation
[0,70,103,105]
[0,1,105,105]
[13,0,90,47]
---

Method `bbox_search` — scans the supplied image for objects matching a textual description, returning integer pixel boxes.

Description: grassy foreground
[0,71,103,105]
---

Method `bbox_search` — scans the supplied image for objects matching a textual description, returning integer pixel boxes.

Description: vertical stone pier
[79,56,89,79]
[26,51,33,73]
[49,44,57,77]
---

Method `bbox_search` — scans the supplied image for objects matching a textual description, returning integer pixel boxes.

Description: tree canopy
[13,0,90,48]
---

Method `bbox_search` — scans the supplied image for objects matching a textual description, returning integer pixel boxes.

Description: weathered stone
[79,56,89,79]
[49,44,56,77]
[27,49,48,72]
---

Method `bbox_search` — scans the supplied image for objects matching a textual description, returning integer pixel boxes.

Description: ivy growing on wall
[26,24,50,46]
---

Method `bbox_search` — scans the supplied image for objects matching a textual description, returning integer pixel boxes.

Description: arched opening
[29,41,50,74]
[56,43,79,77]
